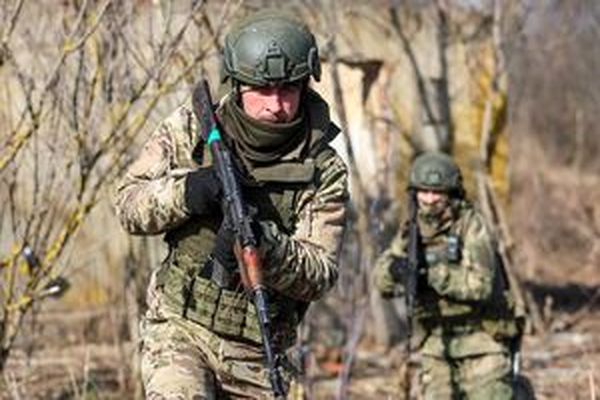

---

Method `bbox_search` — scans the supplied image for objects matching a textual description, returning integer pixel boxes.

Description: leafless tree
[0,0,235,378]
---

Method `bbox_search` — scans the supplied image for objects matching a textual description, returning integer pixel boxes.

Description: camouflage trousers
[409,328,515,400]
[418,350,513,400]
[140,315,297,399]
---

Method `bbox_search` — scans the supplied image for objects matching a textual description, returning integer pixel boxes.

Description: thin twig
[0,0,26,44]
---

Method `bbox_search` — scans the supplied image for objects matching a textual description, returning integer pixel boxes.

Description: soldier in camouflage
[114,10,348,399]
[374,152,526,399]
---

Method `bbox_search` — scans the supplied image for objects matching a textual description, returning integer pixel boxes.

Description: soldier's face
[417,190,449,216]
[240,84,302,123]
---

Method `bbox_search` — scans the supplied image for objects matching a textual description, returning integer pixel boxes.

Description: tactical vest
[159,179,310,349]
[414,203,521,340]
[157,93,340,350]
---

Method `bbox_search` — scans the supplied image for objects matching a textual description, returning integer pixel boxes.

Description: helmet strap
[232,80,242,106]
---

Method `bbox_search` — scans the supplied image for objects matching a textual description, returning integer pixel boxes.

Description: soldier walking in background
[114,10,348,399]
[374,152,530,399]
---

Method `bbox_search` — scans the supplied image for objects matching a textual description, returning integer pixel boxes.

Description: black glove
[184,168,221,215]
[212,220,238,272]
[212,217,265,273]
[389,257,408,282]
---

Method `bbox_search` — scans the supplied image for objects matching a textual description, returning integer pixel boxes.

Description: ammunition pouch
[160,252,304,349]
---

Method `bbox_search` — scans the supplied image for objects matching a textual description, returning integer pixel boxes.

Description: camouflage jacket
[114,94,349,303]
[374,200,519,356]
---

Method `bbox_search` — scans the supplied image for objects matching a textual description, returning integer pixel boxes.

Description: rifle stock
[192,80,286,399]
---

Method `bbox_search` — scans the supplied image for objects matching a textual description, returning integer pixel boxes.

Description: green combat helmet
[222,10,321,86]
[409,151,464,196]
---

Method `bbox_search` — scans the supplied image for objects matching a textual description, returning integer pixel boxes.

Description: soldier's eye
[279,84,301,96]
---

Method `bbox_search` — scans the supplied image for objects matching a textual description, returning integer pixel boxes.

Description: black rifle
[404,188,420,399]
[192,80,286,399]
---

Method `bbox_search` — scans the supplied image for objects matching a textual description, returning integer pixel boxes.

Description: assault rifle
[192,80,286,399]
[404,188,420,398]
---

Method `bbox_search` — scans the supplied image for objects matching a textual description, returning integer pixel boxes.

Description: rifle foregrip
[239,247,263,290]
